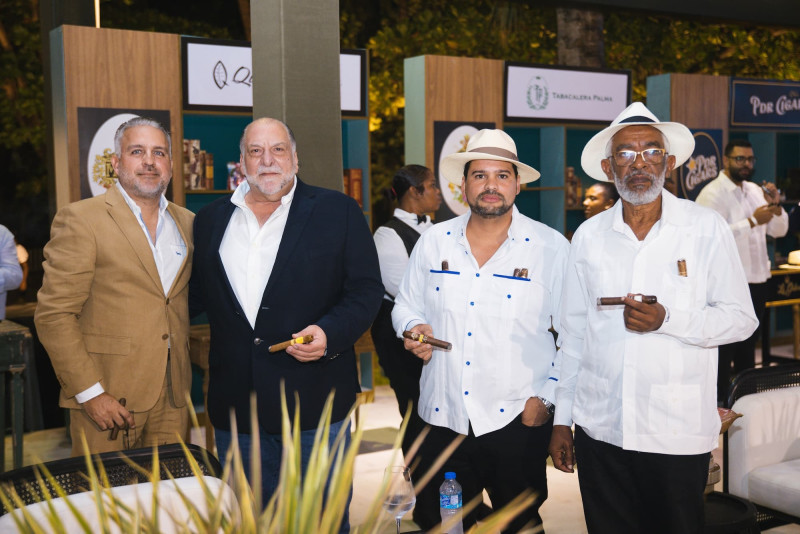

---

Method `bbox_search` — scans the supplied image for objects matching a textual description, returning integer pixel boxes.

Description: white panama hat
[440,129,541,184]
[581,102,695,182]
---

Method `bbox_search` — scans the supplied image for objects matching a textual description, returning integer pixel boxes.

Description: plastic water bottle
[439,471,463,534]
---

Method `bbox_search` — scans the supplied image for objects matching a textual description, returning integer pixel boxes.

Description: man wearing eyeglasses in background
[695,139,787,402]
[549,103,757,533]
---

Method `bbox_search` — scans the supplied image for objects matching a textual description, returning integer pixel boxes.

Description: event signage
[730,78,800,129]
[182,37,367,115]
[505,62,630,123]
[677,129,722,201]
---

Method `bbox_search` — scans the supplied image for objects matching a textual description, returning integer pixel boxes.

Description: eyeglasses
[610,148,667,166]
[730,156,757,165]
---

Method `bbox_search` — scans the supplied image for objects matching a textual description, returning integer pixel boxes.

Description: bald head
[240,118,297,159]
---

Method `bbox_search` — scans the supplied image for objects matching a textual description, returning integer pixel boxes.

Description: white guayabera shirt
[555,190,758,455]
[392,206,569,437]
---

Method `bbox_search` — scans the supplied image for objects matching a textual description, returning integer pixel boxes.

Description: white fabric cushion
[728,387,800,499]
[748,458,800,517]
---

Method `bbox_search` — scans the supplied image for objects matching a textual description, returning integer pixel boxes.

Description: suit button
[165,298,170,305]
[162,334,169,340]
[254,338,263,345]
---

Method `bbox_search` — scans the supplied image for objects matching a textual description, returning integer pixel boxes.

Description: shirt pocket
[424,269,462,317]
[491,274,550,332]
[661,272,696,310]
[647,383,702,435]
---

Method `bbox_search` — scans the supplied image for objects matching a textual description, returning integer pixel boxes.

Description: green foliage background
[2,0,799,244]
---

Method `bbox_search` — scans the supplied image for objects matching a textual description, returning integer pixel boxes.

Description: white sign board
[340,51,366,115]
[182,38,367,115]
[505,64,630,122]
[184,40,253,111]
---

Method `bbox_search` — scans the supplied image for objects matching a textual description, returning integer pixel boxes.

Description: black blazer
[190,179,383,433]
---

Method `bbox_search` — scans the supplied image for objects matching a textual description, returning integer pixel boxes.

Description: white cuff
[75,382,104,404]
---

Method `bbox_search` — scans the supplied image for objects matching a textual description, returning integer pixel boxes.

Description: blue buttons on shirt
[466,361,470,365]
[470,301,474,306]
[436,287,440,291]
[507,294,511,299]
[435,407,439,412]
[476,273,480,277]
[525,237,530,242]
[464,391,469,395]
[446,231,451,235]
[467,332,472,336]
[500,408,504,413]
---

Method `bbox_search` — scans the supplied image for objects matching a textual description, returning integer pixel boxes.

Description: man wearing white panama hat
[392,129,569,532]
[549,102,758,533]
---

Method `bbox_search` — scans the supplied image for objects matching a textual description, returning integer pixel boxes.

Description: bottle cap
[444,472,456,480]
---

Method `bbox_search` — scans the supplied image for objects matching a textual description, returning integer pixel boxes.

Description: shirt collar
[719,170,740,191]
[609,188,689,234]
[457,205,522,244]
[230,176,297,209]
[393,208,428,225]
[115,181,168,218]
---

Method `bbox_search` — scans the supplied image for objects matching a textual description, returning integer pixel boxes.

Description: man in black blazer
[190,118,382,529]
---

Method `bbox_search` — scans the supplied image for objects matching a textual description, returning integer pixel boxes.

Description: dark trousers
[717,282,766,402]
[413,416,552,533]
[370,299,426,456]
[574,426,709,534]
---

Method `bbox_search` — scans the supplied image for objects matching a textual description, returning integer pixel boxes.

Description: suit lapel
[105,186,164,294]
[165,202,192,298]
[261,179,315,300]
[211,201,248,318]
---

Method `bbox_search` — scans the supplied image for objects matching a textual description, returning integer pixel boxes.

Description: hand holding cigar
[597,294,657,306]
[109,398,127,440]
[402,330,452,350]
[269,335,314,353]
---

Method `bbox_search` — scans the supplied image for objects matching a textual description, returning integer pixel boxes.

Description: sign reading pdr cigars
[504,62,630,124]
[730,78,800,129]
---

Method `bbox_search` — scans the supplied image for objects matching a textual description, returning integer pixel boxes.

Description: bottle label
[440,492,462,509]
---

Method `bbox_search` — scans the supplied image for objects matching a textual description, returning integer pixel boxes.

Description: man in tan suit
[35,117,194,456]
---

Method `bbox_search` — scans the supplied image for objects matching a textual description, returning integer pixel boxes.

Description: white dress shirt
[392,206,570,437]
[555,190,758,455]
[373,208,433,299]
[76,183,187,403]
[220,178,296,329]
[695,171,788,283]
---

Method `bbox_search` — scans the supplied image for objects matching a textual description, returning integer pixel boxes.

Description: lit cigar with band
[402,330,453,350]
[269,335,314,353]
[597,294,658,306]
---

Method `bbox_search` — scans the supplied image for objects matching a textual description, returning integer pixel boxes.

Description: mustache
[478,190,504,200]
[257,165,282,175]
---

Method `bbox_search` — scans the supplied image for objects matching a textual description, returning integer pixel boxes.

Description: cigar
[109,398,126,440]
[441,260,449,271]
[519,268,528,279]
[597,295,657,306]
[402,330,453,350]
[677,259,687,277]
[268,335,314,353]
[513,268,521,277]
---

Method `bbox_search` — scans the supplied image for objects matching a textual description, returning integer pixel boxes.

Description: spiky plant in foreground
[0,390,535,533]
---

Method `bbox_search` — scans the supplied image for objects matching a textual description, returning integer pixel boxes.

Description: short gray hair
[239,118,297,158]
[114,117,172,157]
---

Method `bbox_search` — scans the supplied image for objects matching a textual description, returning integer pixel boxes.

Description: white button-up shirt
[392,206,569,437]
[555,190,758,455]
[220,178,296,329]
[374,208,433,300]
[695,171,788,283]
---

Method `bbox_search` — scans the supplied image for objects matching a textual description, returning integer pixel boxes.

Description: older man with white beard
[189,117,382,532]
[548,103,758,534]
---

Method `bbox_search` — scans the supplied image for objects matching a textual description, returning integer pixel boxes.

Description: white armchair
[724,364,800,530]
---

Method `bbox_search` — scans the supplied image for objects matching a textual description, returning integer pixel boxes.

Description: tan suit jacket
[35,185,194,413]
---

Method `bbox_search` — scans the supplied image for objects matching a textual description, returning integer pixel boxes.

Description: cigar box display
[344,168,363,207]
[227,162,245,190]
[183,139,216,190]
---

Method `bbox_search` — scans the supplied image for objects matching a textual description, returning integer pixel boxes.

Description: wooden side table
[0,320,31,470]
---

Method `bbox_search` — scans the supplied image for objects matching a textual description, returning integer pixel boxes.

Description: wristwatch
[536,395,555,416]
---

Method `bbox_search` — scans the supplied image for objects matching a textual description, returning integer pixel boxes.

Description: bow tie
[417,214,428,225]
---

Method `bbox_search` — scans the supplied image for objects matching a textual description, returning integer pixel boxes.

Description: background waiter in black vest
[372,165,441,463]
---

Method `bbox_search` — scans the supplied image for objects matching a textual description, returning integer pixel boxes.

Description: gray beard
[613,168,665,206]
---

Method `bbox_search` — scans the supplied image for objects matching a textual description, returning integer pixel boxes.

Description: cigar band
[417,334,424,342]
